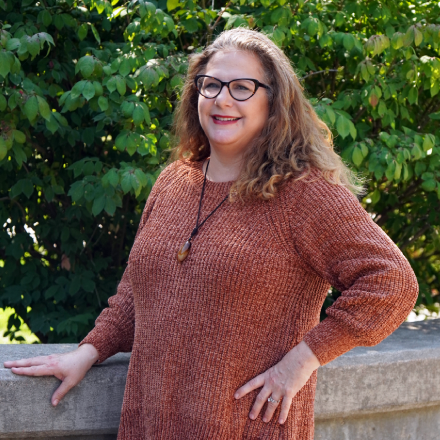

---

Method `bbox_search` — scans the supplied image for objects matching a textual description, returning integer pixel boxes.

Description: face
[197,50,270,160]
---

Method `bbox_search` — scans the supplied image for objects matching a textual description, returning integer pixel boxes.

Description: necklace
[177,159,229,262]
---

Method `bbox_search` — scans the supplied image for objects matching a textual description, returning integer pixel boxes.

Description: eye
[231,80,254,92]
[204,81,220,89]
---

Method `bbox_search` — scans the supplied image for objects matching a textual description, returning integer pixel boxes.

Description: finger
[52,378,75,406]
[263,393,283,423]
[10,365,57,377]
[4,356,49,368]
[234,374,265,399]
[278,395,293,425]
[249,386,272,420]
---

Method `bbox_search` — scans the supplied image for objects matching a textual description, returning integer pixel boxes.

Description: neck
[203,149,243,183]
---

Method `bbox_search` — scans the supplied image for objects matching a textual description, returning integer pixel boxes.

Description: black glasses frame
[194,74,270,101]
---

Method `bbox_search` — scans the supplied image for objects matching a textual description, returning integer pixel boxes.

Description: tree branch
[301,69,339,80]
[399,223,431,251]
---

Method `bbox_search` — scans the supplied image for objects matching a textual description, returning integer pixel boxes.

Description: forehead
[204,50,265,81]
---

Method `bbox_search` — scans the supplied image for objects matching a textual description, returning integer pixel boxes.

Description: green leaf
[182,18,198,33]
[429,111,440,120]
[385,162,396,181]
[170,74,183,89]
[115,131,129,151]
[37,96,51,121]
[78,23,88,41]
[119,59,131,77]
[166,0,179,10]
[93,81,103,97]
[132,105,144,125]
[107,169,119,187]
[90,24,101,44]
[71,81,86,99]
[408,87,418,105]
[336,115,350,139]
[343,34,355,51]
[80,56,95,78]
[13,130,26,143]
[10,180,23,198]
[92,195,106,216]
[41,9,52,26]
[121,174,132,193]
[22,179,34,198]
[6,38,20,51]
[414,28,423,46]
[422,179,436,192]
[135,168,148,186]
[83,81,96,100]
[402,163,409,181]
[69,277,81,296]
[81,277,95,293]
[394,162,402,180]
[352,146,363,166]
[104,197,116,215]
[24,96,39,121]
[27,36,40,58]
[45,114,59,134]
[370,189,381,204]
[0,51,11,77]
[115,76,126,95]
[68,182,84,201]
[139,102,151,124]
[106,77,117,93]
[423,134,435,152]
[98,96,108,111]
[139,66,159,88]
[412,144,422,160]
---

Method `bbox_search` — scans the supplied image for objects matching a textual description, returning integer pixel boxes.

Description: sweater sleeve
[290,171,419,367]
[78,161,179,363]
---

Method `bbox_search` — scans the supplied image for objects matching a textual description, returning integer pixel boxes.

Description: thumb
[51,379,74,406]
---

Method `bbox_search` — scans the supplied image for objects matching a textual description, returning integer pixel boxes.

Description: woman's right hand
[3,343,99,407]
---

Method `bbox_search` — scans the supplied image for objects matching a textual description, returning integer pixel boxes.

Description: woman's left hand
[234,340,321,425]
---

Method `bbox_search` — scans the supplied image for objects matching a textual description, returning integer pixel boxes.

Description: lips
[211,115,242,124]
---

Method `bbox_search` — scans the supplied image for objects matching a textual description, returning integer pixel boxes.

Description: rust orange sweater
[79,159,419,439]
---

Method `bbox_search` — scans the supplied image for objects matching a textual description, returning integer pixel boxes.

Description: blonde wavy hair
[170,27,365,201]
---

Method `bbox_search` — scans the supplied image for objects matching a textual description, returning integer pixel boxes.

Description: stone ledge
[1,319,439,439]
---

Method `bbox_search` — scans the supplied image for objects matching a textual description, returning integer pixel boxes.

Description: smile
[212,116,241,121]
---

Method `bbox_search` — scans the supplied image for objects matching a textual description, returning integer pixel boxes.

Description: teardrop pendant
[177,240,191,262]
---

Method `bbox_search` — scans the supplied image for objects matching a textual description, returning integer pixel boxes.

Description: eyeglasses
[194,74,270,102]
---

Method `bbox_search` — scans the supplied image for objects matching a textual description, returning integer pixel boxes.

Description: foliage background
[0,0,439,343]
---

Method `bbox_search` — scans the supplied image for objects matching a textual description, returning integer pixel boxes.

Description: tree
[0,0,439,343]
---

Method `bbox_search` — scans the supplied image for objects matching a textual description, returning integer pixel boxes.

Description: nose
[214,84,234,107]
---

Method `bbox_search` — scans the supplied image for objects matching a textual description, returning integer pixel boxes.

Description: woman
[4,28,419,439]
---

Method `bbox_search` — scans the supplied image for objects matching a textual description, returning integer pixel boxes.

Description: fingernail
[279,418,284,424]
[249,414,255,420]
[53,400,58,406]
[234,393,239,399]
[263,417,268,423]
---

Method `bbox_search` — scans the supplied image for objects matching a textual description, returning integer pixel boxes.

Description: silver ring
[268,396,280,404]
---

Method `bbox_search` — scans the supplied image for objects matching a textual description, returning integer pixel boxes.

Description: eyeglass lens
[196,77,256,100]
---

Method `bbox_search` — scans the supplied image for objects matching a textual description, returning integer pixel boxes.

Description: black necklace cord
[187,159,229,242]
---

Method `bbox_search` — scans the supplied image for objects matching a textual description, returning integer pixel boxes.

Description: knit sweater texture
[79,159,419,440]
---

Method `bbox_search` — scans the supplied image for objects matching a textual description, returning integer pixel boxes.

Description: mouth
[211,115,242,123]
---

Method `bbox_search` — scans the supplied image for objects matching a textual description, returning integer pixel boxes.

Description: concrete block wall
[1,319,439,440]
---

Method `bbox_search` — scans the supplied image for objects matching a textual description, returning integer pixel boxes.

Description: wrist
[77,343,100,366]
[295,340,321,370]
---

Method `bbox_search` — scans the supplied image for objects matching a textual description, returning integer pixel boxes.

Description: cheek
[198,99,211,128]
[247,103,269,134]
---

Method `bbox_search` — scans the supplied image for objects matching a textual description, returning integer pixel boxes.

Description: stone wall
[1,319,439,440]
